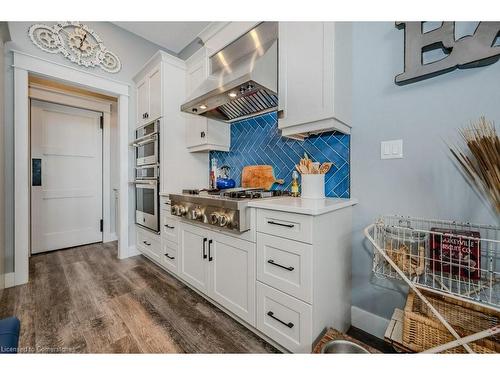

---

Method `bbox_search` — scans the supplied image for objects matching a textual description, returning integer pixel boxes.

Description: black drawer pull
[143,241,151,246]
[202,238,207,259]
[208,239,213,262]
[267,311,294,328]
[164,224,175,229]
[267,259,294,271]
[165,253,175,260]
[267,220,294,228]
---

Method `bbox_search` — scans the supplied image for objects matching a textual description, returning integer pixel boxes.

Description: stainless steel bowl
[320,339,370,354]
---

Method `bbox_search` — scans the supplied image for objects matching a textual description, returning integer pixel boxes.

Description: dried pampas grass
[449,116,500,214]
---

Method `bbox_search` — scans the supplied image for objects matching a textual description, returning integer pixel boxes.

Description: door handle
[202,238,207,259]
[267,311,294,328]
[164,224,175,229]
[208,239,213,261]
[165,253,175,260]
[267,259,294,271]
[32,158,42,186]
[143,241,151,246]
[267,220,294,228]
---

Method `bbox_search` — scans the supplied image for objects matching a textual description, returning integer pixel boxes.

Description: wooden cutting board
[241,165,284,190]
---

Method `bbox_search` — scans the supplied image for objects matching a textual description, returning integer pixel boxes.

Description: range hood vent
[218,89,278,121]
[181,22,278,123]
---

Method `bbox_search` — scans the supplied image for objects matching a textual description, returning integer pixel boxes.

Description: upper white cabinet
[184,48,230,152]
[278,22,352,138]
[136,63,162,126]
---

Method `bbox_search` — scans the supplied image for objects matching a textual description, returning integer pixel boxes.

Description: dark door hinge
[100,219,103,232]
[100,115,104,129]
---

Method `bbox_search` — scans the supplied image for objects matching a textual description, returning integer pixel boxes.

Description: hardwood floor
[0,242,279,353]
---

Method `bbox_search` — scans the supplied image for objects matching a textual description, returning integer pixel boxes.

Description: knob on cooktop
[210,212,220,225]
[218,214,230,227]
[172,205,187,216]
[192,208,202,220]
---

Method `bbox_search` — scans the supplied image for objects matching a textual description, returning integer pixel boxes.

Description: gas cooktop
[169,188,291,232]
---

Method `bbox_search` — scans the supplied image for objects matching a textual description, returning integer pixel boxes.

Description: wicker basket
[402,290,500,353]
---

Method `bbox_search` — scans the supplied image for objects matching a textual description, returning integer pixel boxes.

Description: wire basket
[369,215,500,312]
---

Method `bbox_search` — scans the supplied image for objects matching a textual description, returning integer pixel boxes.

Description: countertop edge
[247,197,358,216]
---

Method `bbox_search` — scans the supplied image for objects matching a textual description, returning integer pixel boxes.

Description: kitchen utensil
[242,165,285,190]
[319,162,333,174]
[296,153,334,175]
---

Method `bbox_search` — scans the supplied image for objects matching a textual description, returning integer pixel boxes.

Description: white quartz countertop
[247,197,358,216]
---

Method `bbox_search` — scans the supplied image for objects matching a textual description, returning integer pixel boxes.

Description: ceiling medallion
[28,22,121,73]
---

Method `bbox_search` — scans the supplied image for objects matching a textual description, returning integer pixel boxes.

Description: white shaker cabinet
[184,48,230,152]
[136,63,162,127]
[178,222,256,325]
[179,223,210,293]
[209,230,256,325]
[134,51,208,194]
[278,22,352,138]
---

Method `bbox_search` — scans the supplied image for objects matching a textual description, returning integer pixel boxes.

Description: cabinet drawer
[257,233,312,303]
[162,239,178,274]
[162,215,179,243]
[136,227,161,262]
[256,282,312,353]
[257,209,313,243]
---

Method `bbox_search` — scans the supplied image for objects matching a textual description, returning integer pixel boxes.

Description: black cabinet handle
[143,241,151,246]
[267,259,294,271]
[32,158,42,186]
[208,239,213,261]
[267,311,294,328]
[267,220,295,228]
[202,238,207,259]
[165,253,175,260]
[164,224,175,229]
[200,131,206,138]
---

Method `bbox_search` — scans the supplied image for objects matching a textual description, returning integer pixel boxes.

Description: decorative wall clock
[28,22,121,73]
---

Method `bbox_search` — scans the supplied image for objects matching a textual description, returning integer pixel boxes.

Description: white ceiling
[113,22,211,54]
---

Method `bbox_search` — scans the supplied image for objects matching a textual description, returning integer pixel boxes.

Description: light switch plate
[381,139,403,159]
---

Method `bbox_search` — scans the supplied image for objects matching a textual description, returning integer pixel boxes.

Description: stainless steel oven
[134,179,159,232]
[135,164,159,180]
[133,120,159,166]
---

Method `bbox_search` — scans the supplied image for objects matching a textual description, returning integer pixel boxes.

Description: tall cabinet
[133,51,209,194]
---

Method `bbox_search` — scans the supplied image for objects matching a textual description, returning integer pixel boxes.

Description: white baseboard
[4,272,15,288]
[128,245,140,257]
[103,233,118,243]
[351,306,390,339]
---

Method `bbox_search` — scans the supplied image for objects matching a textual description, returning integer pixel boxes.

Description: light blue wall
[350,22,499,322]
[3,22,166,272]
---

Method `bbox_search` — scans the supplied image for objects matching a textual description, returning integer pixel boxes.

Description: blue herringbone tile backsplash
[209,112,350,198]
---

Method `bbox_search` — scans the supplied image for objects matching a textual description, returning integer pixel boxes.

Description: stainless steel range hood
[181,22,278,123]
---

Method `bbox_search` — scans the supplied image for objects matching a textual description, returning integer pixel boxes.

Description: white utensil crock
[301,174,325,199]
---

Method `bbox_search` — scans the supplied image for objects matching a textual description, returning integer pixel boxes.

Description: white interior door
[31,100,103,254]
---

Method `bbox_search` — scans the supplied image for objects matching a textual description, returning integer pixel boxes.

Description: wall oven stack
[133,120,160,232]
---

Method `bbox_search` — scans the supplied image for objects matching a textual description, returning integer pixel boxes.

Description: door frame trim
[29,85,114,244]
[12,49,130,286]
